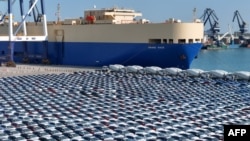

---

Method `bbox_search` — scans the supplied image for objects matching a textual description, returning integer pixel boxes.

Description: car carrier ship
[0,1,204,69]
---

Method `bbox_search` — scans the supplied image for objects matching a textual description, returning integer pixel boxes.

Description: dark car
[84,127,95,134]
[63,132,81,139]
[11,123,26,128]
[94,131,104,140]
[34,131,51,138]
[4,130,21,136]
[28,125,44,132]
[51,134,70,141]
[66,125,82,131]
[45,129,62,135]
[21,133,39,140]
[167,134,185,141]
[55,126,71,133]
[39,137,56,141]
[22,121,37,126]
[39,123,50,129]
[8,136,26,141]
[74,130,87,136]
[16,128,33,134]
[202,136,218,141]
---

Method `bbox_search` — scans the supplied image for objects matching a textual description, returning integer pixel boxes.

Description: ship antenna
[193,8,197,21]
[55,3,61,23]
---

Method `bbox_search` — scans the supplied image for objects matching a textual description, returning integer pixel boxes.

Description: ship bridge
[84,7,142,24]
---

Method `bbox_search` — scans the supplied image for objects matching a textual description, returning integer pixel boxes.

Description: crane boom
[232,10,248,39]
[0,0,16,24]
[200,8,220,41]
[29,0,43,23]
[0,0,48,66]
[232,10,249,47]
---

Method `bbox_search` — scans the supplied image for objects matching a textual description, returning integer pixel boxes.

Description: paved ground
[0,64,99,78]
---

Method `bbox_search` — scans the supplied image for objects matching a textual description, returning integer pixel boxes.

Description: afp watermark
[224,125,250,141]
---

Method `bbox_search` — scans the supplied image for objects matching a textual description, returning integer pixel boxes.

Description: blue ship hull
[0,42,202,69]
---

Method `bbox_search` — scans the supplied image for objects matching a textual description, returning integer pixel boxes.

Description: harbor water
[191,45,250,72]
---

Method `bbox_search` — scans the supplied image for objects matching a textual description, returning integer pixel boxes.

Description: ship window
[178,39,186,44]
[169,39,173,44]
[188,39,193,43]
[163,39,167,43]
[149,39,161,44]
[195,39,200,42]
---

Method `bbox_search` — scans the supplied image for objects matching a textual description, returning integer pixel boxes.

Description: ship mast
[193,8,197,21]
[55,3,61,23]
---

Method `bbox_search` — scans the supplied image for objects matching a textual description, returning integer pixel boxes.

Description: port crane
[0,0,9,24]
[200,8,220,41]
[29,0,43,23]
[232,10,248,40]
[0,12,6,24]
[0,0,48,66]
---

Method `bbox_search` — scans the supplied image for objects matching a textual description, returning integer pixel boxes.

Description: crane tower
[232,10,248,40]
[200,8,220,41]
[0,0,48,66]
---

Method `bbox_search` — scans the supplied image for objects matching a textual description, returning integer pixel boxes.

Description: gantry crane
[0,0,48,66]
[29,0,43,23]
[200,8,220,41]
[0,0,8,24]
[232,10,248,40]
[0,12,6,24]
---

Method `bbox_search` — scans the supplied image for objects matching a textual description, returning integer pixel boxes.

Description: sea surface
[190,45,250,72]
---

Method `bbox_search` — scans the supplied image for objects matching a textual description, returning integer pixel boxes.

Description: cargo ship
[0,5,204,69]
